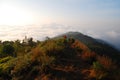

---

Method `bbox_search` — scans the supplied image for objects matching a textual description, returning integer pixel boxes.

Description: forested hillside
[0,34,120,80]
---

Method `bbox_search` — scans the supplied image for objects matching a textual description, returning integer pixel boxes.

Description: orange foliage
[31,47,44,62]
[81,51,96,61]
[71,40,89,50]
[97,55,116,70]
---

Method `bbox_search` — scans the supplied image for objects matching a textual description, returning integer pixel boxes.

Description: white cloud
[106,31,119,39]
[0,24,120,49]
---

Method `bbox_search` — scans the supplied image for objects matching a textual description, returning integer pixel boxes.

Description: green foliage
[0,37,119,80]
[39,39,76,60]
[12,54,32,75]
[39,40,64,57]
[0,56,16,78]
[92,61,108,80]
[32,47,55,69]
[0,56,13,63]
[93,61,104,70]
[13,40,22,53]
[28,37,36,47]
[1,44,15,56]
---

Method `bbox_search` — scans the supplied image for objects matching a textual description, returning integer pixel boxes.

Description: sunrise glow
[0,2,35,25]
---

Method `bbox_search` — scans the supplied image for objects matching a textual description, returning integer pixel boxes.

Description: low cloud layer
[0,24,120,49]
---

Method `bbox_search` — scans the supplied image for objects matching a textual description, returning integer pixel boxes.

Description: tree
[1,44,15,56]
[28,37,36,47]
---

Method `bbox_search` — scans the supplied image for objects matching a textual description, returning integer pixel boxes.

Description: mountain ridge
[0,31,120,80]
[54,31,120,61]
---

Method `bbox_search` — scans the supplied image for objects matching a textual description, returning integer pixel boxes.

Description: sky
[0,0,120,49]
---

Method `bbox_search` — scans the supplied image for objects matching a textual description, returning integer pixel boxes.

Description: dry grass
[81,51,96,61]
[71,40,89,50]
[97,55,116,70]
[31,47,45,62]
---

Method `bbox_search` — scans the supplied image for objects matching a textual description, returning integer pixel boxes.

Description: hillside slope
[0,33,120,80]
[54,31,120,61]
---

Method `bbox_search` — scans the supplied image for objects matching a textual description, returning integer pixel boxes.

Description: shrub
[4,54,37,80]
[93,61,104,70]
[97,55,116,70]
[71,40,88,50]
[1,44,15,56]
[32,47,55,63]
[31,47,44,62]
[12,54,32,75]
[90,56,118,80]
[89,61,108,80]
[40,40,64,58]
[0,56,13,63]
[31,47,55,72]
[81,51,96,64]
[0,57,16,79]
